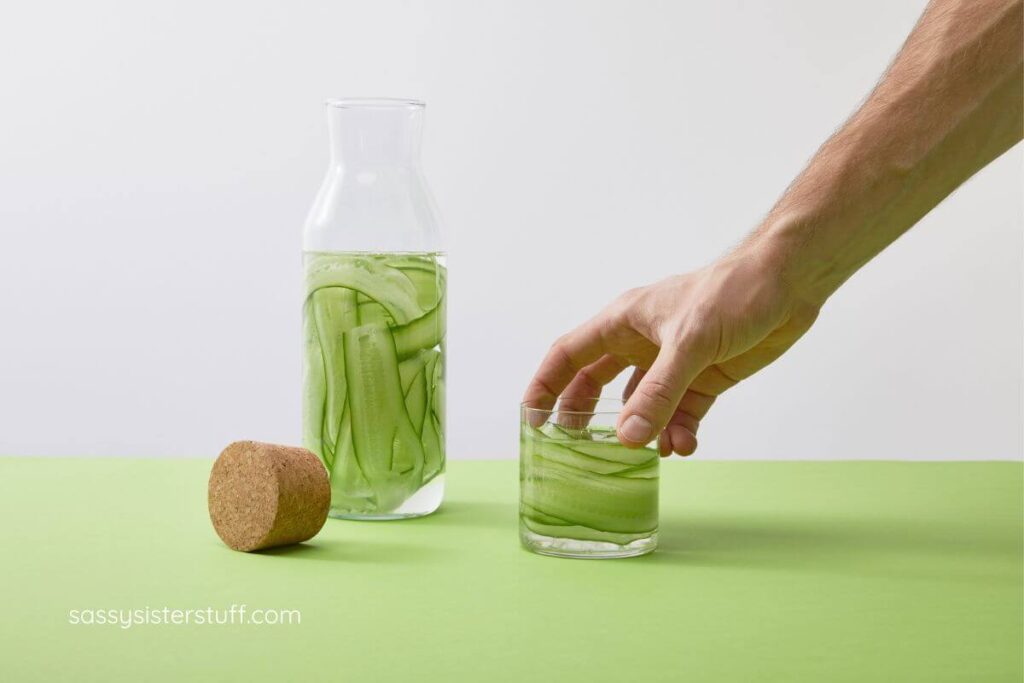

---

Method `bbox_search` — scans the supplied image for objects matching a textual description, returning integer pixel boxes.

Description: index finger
[522,318,606,412]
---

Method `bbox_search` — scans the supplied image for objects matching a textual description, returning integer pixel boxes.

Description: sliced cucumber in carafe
[303,252,446,515]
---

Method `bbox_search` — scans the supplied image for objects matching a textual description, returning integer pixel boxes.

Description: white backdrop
[0,0,1020,459]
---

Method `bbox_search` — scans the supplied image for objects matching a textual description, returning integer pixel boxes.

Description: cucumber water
[520,422,659,557]
[303,251,446,518]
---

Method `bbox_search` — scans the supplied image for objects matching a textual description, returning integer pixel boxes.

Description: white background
[0,0,1020,460]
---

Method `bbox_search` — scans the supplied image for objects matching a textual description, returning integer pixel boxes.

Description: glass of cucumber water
[520,399,659,558]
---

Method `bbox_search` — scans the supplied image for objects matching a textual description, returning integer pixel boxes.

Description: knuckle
[548,335,570,359]
[627,286,648,302]
[611,287,644,316]
[638,377,677,408]
[574,369,599,392]
[526,378,557,403]
[685,304,717,333]
[669,316,715,356]
[620,286,642,302]
[547,335,579,372]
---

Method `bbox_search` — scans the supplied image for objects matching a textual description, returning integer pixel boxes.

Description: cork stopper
[208,441,330,552]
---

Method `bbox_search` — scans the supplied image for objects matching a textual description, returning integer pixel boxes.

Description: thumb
[617,340,706,447]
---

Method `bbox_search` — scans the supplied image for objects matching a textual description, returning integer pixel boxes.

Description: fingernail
[620,415,653,443]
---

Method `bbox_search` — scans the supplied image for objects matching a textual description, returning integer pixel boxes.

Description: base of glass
[329,474,445,521]
[520,528,658,559]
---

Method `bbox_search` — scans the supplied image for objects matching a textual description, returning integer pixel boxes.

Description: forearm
[749,0,1023,304]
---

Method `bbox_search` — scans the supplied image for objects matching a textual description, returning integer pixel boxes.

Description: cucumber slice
[302,297,328,466]
[521,518,656,545]
[523,434,637,475]
[303,252,446,515]
[393,290,445,360]
[343,324,425,512]
[306,257,422,324]
[431,353,445,429]
[356,293,393,327]
[312,287,358,465]
[421,404,443,483]
[396,264,445,311]
[385,253,441,272]
[398,350,428,393]
[563,440,656,467]
[543,423,592,441]
[520,503,574,526]
[404,364,429,435]
[521,425,658,538]
[615,463,659,479]
[398,350,441,437]
[420,350,443,481]
[329,399,376,513]
[522,461,657,534]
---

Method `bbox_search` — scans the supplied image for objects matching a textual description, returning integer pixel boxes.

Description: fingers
[617,337,708,448]
[688,364,739,397]
[622,368,644,401]
[558,355,628,428]
[626,371,716,418]
[522,318,606,414]
[561,355,628,412]
[677,390,716,421]
[657,430,672,456]
[662,390,717,456]
[626,369,713,456]
[666,425,696,456]
[665,409,700,456]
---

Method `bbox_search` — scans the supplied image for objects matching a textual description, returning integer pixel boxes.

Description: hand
[523,248,821,456]
[525,0,1021,457]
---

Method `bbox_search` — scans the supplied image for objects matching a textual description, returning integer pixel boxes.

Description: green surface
[1,458,1020,682]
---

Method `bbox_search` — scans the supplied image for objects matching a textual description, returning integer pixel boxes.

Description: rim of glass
[521,397,626,416]
[325,97,425,109]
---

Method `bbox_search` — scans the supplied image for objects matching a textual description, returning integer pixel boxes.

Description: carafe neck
[326,98,424,169]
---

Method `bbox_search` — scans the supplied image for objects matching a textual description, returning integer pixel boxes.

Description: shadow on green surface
[644,512,1021,583]
[254,543,328,558]
[417,500,516,528]
[242,502,517,563]
[251,539,446,563]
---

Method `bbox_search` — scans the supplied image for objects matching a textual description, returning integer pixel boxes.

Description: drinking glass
[520,398,659,558]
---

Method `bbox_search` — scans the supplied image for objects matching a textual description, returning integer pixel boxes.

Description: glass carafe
[303,98,446,520]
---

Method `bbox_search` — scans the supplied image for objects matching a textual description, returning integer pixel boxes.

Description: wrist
[740,214,848,308]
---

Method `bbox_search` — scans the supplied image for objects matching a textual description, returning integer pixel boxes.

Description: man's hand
[523,247,820,456]
[524,0,1021,457]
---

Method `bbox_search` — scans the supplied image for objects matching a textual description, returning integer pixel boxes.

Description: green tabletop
[1,458,1020,682]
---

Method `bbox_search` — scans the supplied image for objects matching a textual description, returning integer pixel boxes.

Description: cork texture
[208,441,330,552]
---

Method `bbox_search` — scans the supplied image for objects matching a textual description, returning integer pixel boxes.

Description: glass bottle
[303,98,446,520]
